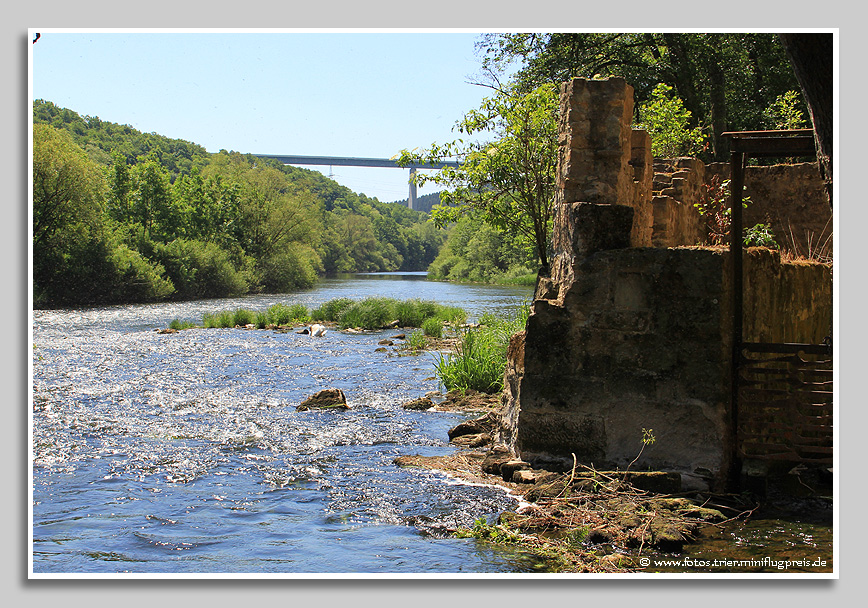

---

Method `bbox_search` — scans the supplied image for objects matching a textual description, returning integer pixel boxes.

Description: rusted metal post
[729,149,745,487]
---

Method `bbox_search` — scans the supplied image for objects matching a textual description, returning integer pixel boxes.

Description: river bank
[395,390,834,574]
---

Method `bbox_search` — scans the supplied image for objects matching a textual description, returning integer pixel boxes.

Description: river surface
[31,273,539,575]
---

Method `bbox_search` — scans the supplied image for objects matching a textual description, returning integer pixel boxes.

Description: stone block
[560,202,634,258]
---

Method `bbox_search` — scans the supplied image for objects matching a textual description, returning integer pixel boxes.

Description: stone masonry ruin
[499,77,832,492]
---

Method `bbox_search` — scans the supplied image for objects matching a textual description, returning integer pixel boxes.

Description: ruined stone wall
[502,77,833,491]
[707,162,832,259]
[742,247,833,343]
[651,158,707,247]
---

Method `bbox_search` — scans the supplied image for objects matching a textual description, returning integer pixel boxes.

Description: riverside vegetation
[166,297,529,397]
[33,100,445,308]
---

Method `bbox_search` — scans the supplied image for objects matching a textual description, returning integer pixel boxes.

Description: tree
[637,83,707,158]
[32,124,106,251]
[398,82,558,271]
[476,32,804,161]
[779,33,833,207]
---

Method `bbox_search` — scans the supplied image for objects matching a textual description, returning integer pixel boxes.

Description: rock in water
[297,388,349,411]
[401,396,434,411]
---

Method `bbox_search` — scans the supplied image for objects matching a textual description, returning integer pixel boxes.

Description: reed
[168,318,197,330]
[433,302,530,394]
[422,317,443,338]
[310,297,355,323]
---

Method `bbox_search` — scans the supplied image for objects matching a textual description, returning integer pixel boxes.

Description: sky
[30,30,505,203]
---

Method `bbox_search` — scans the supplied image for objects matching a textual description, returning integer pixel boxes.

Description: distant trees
[32,102,444,308]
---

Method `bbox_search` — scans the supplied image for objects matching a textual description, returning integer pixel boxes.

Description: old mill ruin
[498,77,832,493]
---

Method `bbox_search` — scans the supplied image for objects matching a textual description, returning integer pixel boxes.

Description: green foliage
[150,238,249,299]
[32,123,106,251]
[407,330,427,351]
[258,244,322,293]
[310,298,355,323]
[695,175,774,248]
[764,90,809,130]
[477,32,804,160]
[339,297,397,330]
[168,319,197,330]
[434,302,529,394]
[426,215,537,284]
[456,518,521,544]
[422,317,443,338]
[267,303,310,325]
[32,102,444,308]
[398,82,558,270]
[744,223,778,248]
[309,297,465,331]
[637,84,707,158]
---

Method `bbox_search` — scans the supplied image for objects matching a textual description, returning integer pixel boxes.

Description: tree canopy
[398,82,558,270]
[476,32,806,161]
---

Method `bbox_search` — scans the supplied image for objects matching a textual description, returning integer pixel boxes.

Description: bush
[151,238,247,299]
[259,244,321,292]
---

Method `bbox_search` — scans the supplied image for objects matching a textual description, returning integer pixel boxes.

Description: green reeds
[199,297,469,332]
[433,302,530,394]
[168,318,197,330]
[311,297,466,331]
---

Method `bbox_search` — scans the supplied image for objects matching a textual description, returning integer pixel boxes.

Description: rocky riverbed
[393,390,830,574]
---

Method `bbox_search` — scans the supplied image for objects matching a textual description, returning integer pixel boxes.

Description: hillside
[32,100,445,307]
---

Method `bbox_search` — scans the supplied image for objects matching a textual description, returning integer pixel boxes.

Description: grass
[311,297,466,331]
[196,297,468,332]
[168,318,197,330]
[433,302,530,394]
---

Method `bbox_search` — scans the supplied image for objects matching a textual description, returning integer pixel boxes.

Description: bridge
[255,154,460,211]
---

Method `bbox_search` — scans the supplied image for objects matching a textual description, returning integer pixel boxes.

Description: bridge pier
[408,168,417,211]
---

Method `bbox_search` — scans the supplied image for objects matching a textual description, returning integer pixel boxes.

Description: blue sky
[30,30,505,203]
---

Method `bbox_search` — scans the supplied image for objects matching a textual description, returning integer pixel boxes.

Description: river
[30,272,835,576]
[31,272,540,575]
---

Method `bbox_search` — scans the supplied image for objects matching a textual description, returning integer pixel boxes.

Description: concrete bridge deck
[255,154,460,210]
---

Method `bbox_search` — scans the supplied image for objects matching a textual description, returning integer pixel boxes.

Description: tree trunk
[779,33,833,208]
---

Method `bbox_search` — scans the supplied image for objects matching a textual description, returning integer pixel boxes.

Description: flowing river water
[31,272,834,576]
[31,273,543,575]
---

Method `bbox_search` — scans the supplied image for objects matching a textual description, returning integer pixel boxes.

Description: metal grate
[737,342,833,464]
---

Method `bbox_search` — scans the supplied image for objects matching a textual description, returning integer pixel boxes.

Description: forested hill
[32,100,445,308]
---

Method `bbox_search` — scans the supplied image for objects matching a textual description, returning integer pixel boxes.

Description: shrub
[637,83,706,158]
[259,244,321,292]
[151,238,247,299]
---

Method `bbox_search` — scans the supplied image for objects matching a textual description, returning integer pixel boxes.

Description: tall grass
[311,297,466,330]
[202,302,310,329]
[198,297,468,332]
[433,302,530,394]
